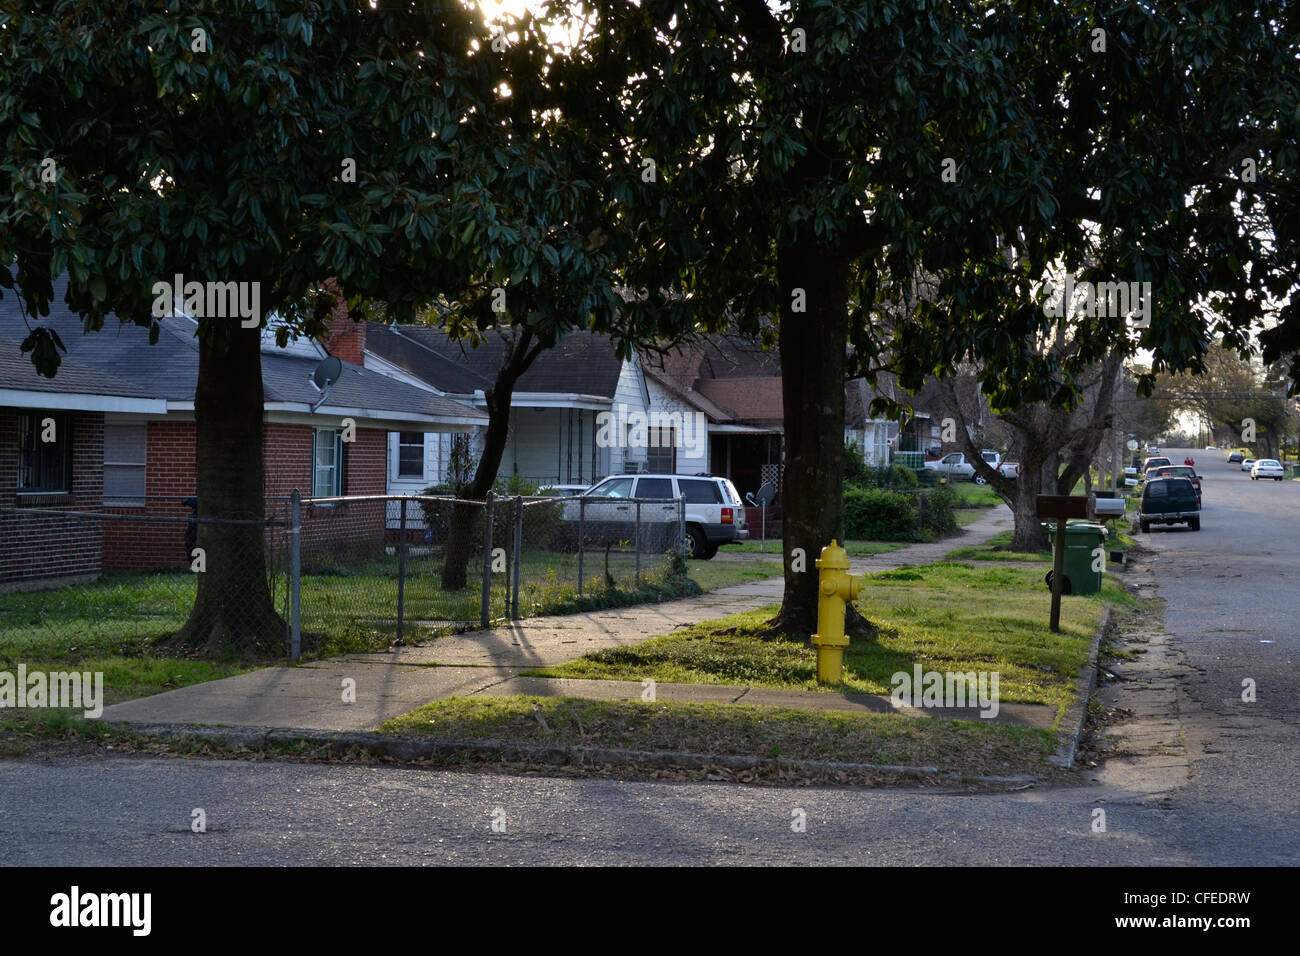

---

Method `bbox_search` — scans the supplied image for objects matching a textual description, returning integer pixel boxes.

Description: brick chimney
[320,279,365,365]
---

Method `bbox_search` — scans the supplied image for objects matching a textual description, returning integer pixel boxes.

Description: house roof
[696,376,785,424]
[0,277,485,426]
[366,323,626,399]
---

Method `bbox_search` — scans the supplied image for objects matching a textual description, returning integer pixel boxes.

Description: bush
[843,487,918,541]
[849,463,921,491]
[418,477,564,552]
[918,485,959,537]
[844,441,870,484]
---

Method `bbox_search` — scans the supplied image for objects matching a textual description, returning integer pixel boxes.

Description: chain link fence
[1,492,686,661]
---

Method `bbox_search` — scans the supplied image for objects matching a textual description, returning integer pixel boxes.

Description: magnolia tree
[0,0,614,652]
[557,0,1298,634]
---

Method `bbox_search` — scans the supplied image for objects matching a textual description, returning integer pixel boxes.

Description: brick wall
[102,420,196,572]
[319,279,366,365]
[296,425,388,569]
[0,408,104,589]
[99,420,391,573]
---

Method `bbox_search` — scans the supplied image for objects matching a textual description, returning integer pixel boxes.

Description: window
[103,422,147,504]
[635,477,674,499]
[679,479,723,504]
[312,428,344,497]
[588,477,634,499]
[397,431,424,479]
[17,412,71,494]
[646,427,675,473]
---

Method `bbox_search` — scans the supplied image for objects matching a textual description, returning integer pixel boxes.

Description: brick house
[0,278,485,589]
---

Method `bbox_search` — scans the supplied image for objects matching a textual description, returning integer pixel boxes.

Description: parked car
[540,484,593,497]
[923,450,1003,483]
[1226,451,1244,464]
[996,460,1020,479]
[1250,459,1285,481]
[1139,476,1201,532]
[1142,456,1172,473]
[1206,445,1218,451]
[1151,465,1202,504]
[1147,444,1160,455]
[1241,457,1257,472]
[561,473,748,560]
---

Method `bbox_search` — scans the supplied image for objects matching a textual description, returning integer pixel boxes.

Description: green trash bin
[1061,520,1106,595]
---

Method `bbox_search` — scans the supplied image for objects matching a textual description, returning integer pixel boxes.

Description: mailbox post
[1036,495,1089,631]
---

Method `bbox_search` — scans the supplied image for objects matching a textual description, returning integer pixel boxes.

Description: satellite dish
[755,481,777,507]
[312,355,343,390]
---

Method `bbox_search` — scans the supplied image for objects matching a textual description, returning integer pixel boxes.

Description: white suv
[563,474,749,559]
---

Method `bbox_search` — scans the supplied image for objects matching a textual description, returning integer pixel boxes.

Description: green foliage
[844,441,869,484]
[843,487,917,542]
[419,476,563,551]
[918,485,959,538]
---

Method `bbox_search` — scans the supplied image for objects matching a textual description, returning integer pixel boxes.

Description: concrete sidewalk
[101,505,1016,733]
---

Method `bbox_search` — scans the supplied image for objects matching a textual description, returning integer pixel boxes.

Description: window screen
[104,422,147,503]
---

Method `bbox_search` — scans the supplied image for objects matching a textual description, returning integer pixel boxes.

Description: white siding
[611,356,651,473]
[645,377,709,475]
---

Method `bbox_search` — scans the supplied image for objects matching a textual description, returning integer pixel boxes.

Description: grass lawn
[381,694,1062,779]
[947,530,1052,562]
[0,549,776,751]
[533,561,1130,727]
[954,509,988,528]
[946,482,1004,507]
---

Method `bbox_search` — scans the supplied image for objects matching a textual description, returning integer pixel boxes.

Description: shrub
[844,441,870,484]
[918,485,959,537]
[419,477,564,552]
[843,487,918,541]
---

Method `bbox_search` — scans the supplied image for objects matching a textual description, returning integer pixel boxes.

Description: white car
[561,473,748,559]
[923,450,1002,483]
[1250,459,1285,481]
[1241,457,1257,472]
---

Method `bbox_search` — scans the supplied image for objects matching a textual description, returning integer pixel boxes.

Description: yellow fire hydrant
[810,540,862,684]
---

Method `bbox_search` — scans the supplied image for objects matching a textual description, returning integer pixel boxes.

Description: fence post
[917,488,924,535]
[395,497,407,646]
[678,495,686,559]
[635,498,642,586]
[289,490,302,662]
[577,495,585,597]
[512,495,523,620]
[480,491,494,628]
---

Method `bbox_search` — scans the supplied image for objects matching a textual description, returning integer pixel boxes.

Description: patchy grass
[954,509,988,528]
[947,482,1004,508]
[381,694,1061,778]
[726,539,906,556]
[688,559,784,584]
[947,530,1052,562]
[536,561,1125,726]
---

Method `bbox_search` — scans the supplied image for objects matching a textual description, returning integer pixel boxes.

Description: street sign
[1126,439,1139,451]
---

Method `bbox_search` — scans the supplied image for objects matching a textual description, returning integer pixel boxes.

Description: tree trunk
[440,333,540,591]
[1006,451,1052,552]
[769,244,851,637]
[170,324,285,655]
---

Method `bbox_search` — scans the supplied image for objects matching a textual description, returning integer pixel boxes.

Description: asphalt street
[1,447,1295,865]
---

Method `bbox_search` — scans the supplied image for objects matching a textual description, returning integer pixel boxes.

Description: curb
[109,721,1036,787]
[1049,604,1111,768]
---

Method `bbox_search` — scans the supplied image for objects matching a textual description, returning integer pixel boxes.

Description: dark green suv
[1139,476,1201,532]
